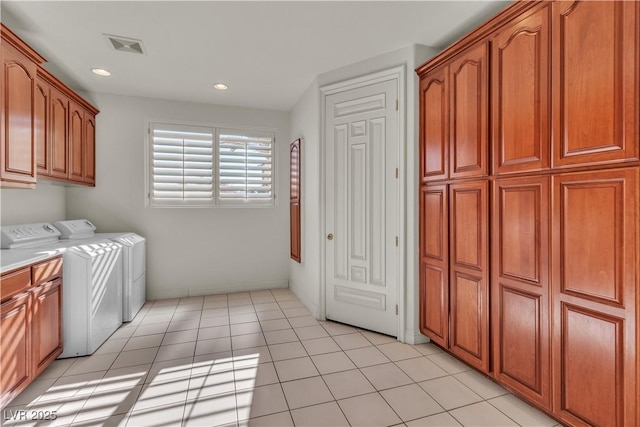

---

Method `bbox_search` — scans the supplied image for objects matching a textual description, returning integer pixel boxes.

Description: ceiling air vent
[104,34,146,55]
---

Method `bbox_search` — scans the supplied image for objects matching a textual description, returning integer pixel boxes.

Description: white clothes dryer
[54,220,146,322]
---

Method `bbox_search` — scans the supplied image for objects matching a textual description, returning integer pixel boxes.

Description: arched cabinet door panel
[419,65,449,182]
[551,0,639,168]
[491,4,550,175]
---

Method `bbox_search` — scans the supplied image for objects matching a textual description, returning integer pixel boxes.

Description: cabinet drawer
[32,256,62,286]
[0,268,31,303]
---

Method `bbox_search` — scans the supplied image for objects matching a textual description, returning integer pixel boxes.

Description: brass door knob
[327,233,334,240]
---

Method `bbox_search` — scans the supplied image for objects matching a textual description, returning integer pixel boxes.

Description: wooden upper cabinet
[492,5,550,175]
[34,77,50,176]
[84,113,96,185]
[552,1,639,168]
[1,43,37,187]
[449,180,489,372]
[419,184,449,348]
[69,101,84,183]
[552,168,638,427]
[449,43,489,179]
[492,176,551,409]
[419,65,449,182]
[49,86,70,180]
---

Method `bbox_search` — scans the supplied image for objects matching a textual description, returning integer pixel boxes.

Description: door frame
[319,65,406,340]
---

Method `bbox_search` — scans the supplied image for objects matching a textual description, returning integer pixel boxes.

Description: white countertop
[0,249,61,274]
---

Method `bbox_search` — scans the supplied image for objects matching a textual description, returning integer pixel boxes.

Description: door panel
[35,77,49,175]
[325,78,398,336]
[1,44,36,185]
[492,176,550,408]
[449,180,489,372]
[69,102,83,181]
[449,43,488,179]
[50,87,69,179]
[552,169,637,427]
[32,279,63,375]
[420,65,448,182]
[552,1,638,167]
[419,185,448,347]
[84,113,96,185]
[492,5,550,174]
[0,293,31,408]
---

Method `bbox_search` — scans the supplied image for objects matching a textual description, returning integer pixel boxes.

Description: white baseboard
[403,328,430,345]
[147,281,289,301]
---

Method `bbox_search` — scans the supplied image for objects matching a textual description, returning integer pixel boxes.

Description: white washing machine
[54,220,146,322]
[1,223,123,358]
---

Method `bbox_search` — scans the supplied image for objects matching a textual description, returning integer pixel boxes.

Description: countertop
[0,249,61,274]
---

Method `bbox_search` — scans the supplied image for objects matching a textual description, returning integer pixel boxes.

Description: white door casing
[324,77,399,336]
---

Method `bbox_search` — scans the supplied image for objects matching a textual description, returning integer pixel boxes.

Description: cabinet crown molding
[1,23,46,65]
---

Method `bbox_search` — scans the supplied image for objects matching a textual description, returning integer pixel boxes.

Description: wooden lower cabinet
[449,180,489,372]
[419,181,490,372]
[0,257,63,409]
[419,185,449,348]
[0,292,31,408]
[551,168,638,426]
[32,279,63,376]
[492,176,551,409]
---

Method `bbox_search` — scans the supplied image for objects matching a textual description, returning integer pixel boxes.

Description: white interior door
[325,78,398,336]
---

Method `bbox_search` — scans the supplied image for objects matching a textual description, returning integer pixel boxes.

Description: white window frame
[146,120,277,208]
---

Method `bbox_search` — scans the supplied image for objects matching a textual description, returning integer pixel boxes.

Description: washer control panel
[1,223,62,249]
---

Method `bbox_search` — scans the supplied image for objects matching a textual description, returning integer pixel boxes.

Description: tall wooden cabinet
[417,1,639,426]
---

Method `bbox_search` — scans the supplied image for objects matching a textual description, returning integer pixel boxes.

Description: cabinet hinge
[395,236,399,247]
[395,168,399,179]
[395,99,399,111]
[395,305,398,315]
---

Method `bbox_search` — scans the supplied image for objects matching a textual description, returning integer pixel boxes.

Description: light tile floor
[3,289,561,427]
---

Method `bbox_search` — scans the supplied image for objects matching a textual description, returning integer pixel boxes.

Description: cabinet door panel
[552,1,638,167]
[552,169,637,427]
[449,180,489,371]
[492,176,550,408]
[0,293,31,407]
[449,43,488,179]
[34,77,49,175]
[84,113,96,185]
[68,102,84,182]
[420,65,448,182]
[32,279,63,375]
[419,185,449,347]
[1,44,36,185]
[492,5,550,174]
[50,87,69,179]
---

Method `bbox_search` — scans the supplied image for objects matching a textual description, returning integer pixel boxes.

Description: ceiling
[1,1,510,111]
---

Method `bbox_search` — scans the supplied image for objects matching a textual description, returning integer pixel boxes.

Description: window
[148,122,275,207]
[218,129,274,205]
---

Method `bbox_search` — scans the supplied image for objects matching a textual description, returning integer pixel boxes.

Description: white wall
[289,80,321,316]
[1,180,66,225]
[289,44,439,343]
[66,93,291,300]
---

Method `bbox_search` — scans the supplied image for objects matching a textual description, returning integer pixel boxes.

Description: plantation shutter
[150,123,214,206]
[218,129,274,204]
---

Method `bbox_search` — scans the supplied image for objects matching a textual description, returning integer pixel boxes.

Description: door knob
[327,233,334,241]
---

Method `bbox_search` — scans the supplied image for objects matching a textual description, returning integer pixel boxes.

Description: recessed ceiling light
[213,83,228,91]
[91,68,111,77]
